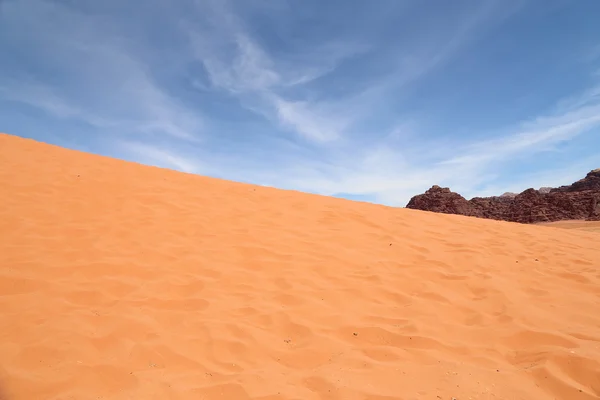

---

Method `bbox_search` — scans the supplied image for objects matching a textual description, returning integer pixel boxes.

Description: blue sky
[1,0,599,205]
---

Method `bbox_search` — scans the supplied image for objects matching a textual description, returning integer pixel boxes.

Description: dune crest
[1,133,599,400]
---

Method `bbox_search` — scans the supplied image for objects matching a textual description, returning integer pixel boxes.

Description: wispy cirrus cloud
[0,0,204,141]
[185,2,369,143]
[183,0,517,144]
[441,99,600,169]
[0,83,106,126]
[1,0,599,206]
[113,81,600,206]
[117,141,203,174]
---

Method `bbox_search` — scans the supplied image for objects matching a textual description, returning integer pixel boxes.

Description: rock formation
[403,185,483,218]
[406,169,600,223]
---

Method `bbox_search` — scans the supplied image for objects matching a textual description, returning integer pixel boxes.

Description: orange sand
[1,132,599,400]
[540,220,600,234]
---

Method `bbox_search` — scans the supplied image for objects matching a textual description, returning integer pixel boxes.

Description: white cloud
[271,98,350,142]
[97,1,600,205]
[184,0,370,143]
[196,35,281,94]
[251,86,600,206]
[554,84,600,112]
[441,103,600,169]
[182,0,525,147]
[118,141,203,174]
[3,0,598,208]
[0,83,108,126]
[0,0,203,141]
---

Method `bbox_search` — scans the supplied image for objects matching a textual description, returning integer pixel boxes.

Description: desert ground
[1,132,599,400]
[540,220,600,234]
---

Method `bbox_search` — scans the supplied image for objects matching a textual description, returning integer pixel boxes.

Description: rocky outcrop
[589,195,600,221]
[405,169,600,223]
[551,169,600,192]
[404,185,483,217]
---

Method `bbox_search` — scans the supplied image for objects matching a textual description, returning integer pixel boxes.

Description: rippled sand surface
[540,220,600,233]
[1,133,599,400]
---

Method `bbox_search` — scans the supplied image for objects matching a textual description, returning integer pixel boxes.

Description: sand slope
[1,133,599,400]
[540,221,600,234]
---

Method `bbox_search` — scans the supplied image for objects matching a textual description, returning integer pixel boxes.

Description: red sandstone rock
[404,185,483,218]
[405,169,600,223]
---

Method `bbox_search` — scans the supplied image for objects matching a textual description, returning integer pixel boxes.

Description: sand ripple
[1,133,600,399]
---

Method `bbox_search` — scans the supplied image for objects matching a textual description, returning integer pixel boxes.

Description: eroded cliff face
[404,186,483,217]
[551,169,600,192]
[406,169,600,223]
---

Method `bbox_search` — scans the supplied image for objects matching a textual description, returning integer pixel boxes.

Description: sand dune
[1,132,599,400]
[540,221,600,234]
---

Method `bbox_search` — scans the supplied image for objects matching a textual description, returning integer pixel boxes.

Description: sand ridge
[1,133,599,399]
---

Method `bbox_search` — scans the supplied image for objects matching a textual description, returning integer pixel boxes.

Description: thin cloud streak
[442,105,600,169]
[184,0,525,144]
[118,82,600,207]
[255,86,600,205]
[186,13,363,142]
[105,1,600,205]
[118,141,203,174]
[0,0,204,141]
[1,0,599,207]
